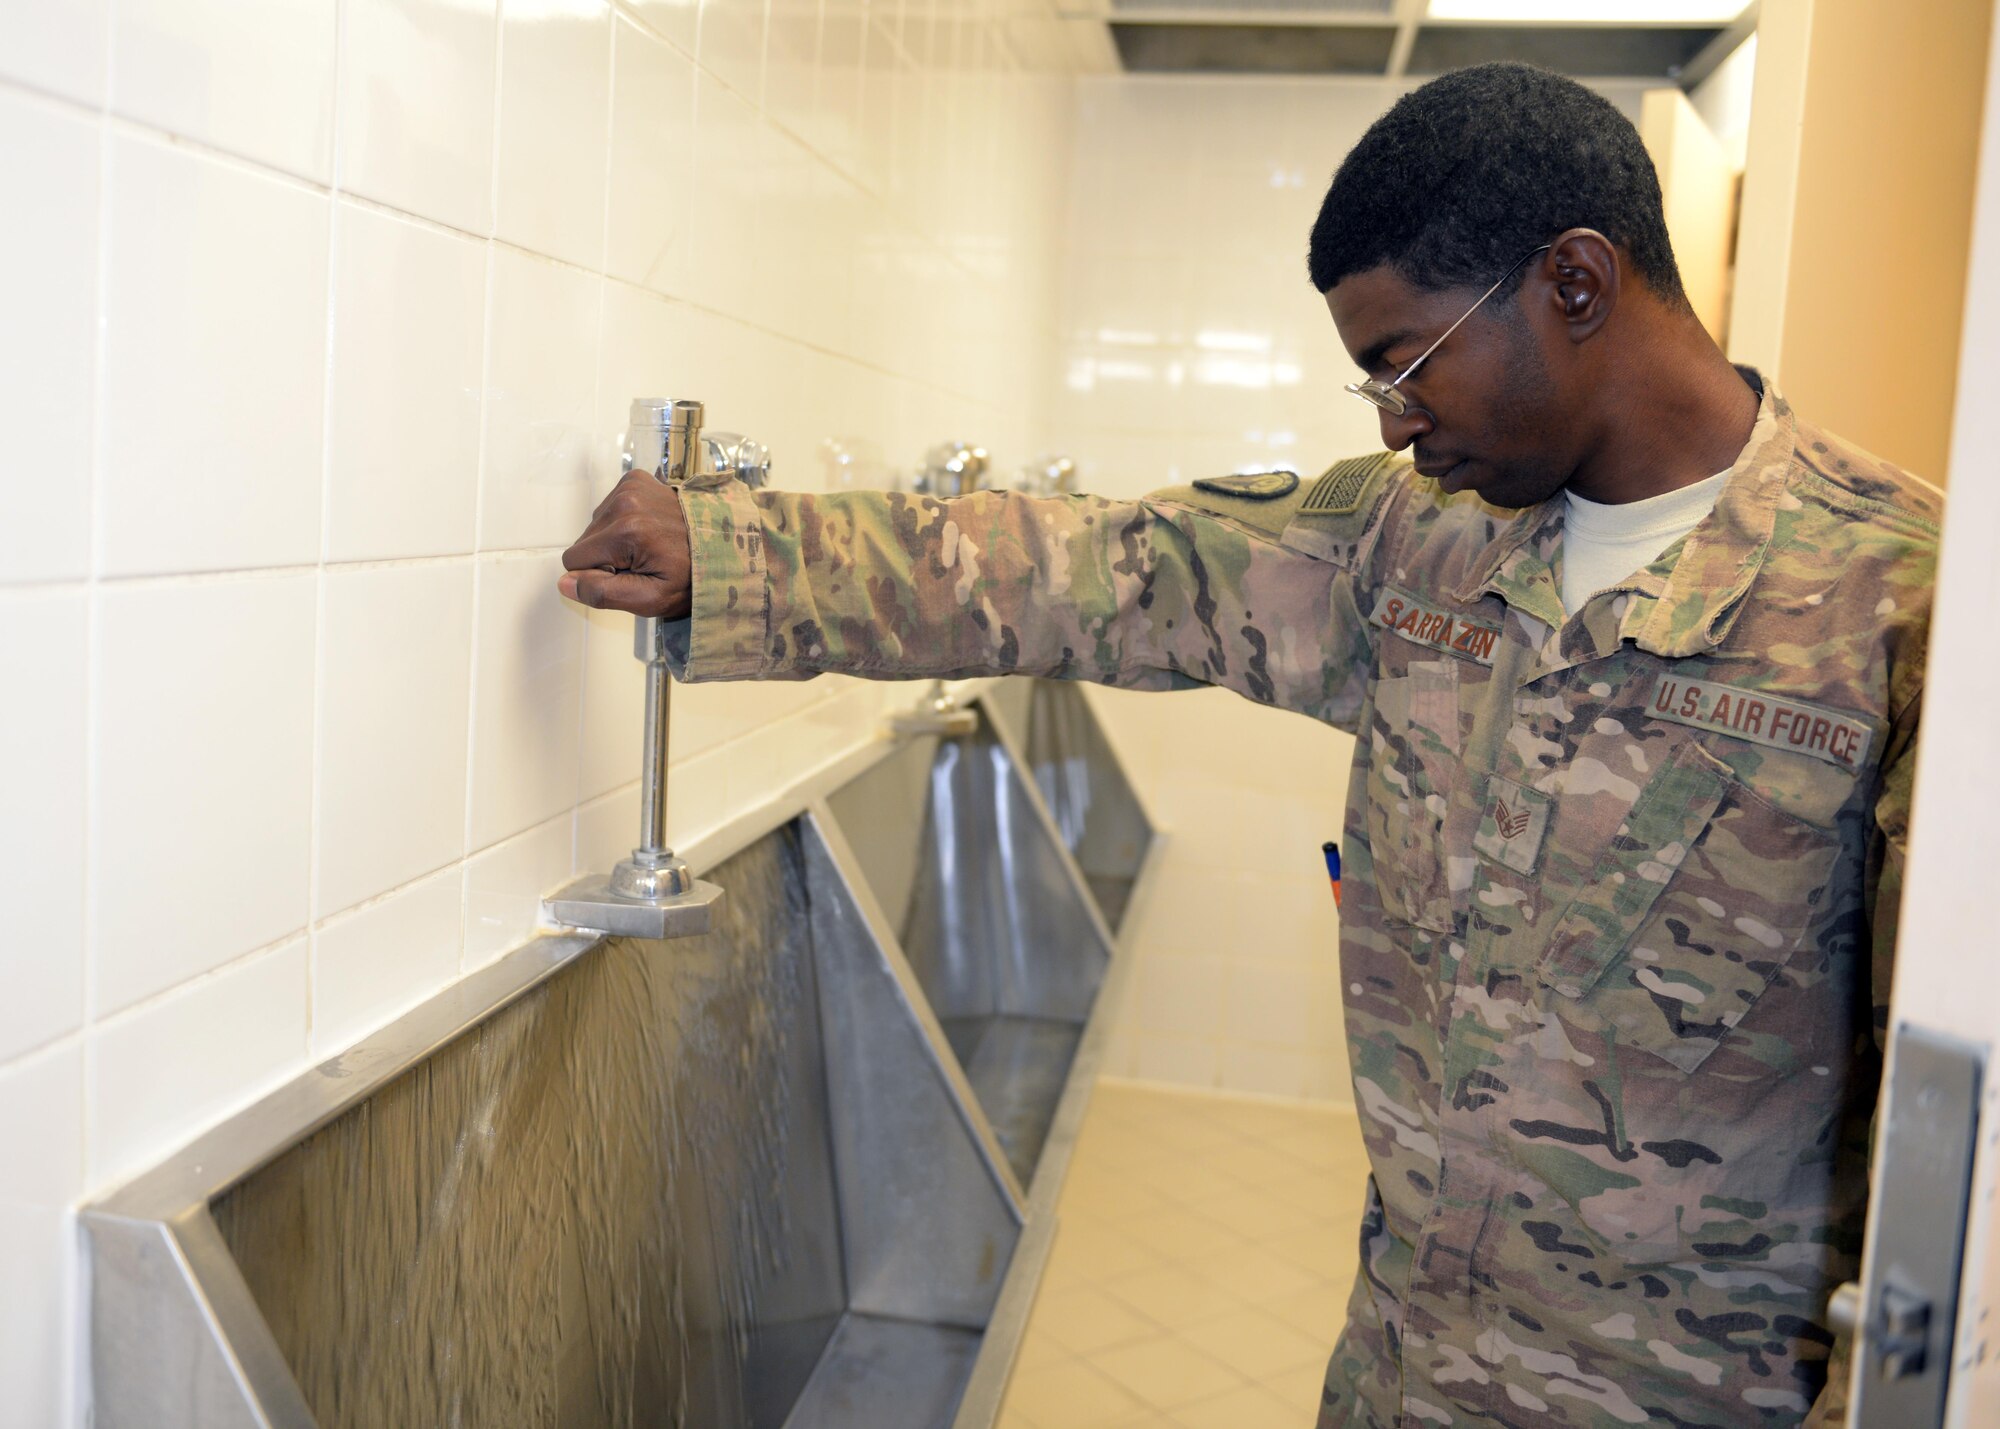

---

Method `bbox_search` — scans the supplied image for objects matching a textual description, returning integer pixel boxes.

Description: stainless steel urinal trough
[82,681,1157,1429]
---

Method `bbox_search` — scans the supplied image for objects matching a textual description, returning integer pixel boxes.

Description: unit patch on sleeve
[1649,676,1876,770]
[1191,469,1299,500]
[1368,586,1501,666]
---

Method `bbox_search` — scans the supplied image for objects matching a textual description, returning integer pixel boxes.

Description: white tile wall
[0,90,96,586]
[697,0,767,103]
[88,937,309,1186]
[467,552,588,849]
[325,201,486,562]
[315,561,475,916]
[480,245,602,551]
[0,0,108,106]
[605,13,699,294]
[0,4,1073,1418]
[110,0,338,182]
[311,865,463,1055]
[0,1041,82,1429]
[337,0,499,234]
[494,0,613,271]
[93,576,319,1015]
[462,808,575,968]
[0,591,88,1063]
[98,135,330,577]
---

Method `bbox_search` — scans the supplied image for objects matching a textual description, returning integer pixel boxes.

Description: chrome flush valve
[912,440,991,497]
[547,397,765,939]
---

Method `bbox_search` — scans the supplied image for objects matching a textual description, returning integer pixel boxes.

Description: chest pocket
[1535,738,1840,1073]
[1365,655,1465,932]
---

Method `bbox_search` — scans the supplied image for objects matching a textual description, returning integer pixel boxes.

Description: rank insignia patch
[1475,776,1552,875]
[1192,469,1300,501]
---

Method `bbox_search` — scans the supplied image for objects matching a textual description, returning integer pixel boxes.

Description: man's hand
[557,469,694,619]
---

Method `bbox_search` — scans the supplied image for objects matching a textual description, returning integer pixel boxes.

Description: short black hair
[1307,62,1685,306]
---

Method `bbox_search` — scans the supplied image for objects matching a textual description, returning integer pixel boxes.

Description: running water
[211,829,843,1429]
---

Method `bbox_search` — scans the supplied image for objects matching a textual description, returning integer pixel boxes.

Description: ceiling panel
[1110,21,1401,73]
[1405,23,1723,76]
[1108,0,1396,12]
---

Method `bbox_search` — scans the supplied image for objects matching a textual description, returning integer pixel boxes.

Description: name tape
[1369,587,1501,666]
[1650,677,1875,770]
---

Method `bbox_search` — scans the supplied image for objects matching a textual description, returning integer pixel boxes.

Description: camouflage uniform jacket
[668,375,1938,1427]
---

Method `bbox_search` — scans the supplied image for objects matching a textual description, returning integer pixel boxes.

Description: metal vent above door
[1081,0,1756,81]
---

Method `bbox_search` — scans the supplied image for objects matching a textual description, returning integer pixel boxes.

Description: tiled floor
[996,1080,1371,1429]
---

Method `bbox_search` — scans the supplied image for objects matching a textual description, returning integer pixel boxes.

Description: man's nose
[1377,404,1433,452]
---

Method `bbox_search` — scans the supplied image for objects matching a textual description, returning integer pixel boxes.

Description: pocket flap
[1538,740,1733,1000]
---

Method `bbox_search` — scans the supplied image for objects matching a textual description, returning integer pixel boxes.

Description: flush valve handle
[548,396,763,939]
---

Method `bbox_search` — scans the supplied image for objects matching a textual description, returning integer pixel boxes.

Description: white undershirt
[1560,471,1730,615]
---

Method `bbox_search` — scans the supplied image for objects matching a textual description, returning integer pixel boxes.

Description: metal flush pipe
[546,397,753,939]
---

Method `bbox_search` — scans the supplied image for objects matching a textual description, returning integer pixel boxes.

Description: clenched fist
[557,469,695,619]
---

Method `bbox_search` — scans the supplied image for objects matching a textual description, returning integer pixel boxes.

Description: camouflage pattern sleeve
[665,460,1402,731]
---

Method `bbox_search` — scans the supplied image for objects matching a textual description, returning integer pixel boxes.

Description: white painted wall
[1883,8,2000,1421]
[1690,31,1758,171]
[0,2,1072,1421]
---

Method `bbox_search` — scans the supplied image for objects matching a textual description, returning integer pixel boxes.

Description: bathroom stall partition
[81,680,1156,1429]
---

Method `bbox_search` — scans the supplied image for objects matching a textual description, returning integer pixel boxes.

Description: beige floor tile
[1262,1167,1367,1220]
[1223,1101,1348,1142]
[1145,1158,1246,1206]
[1016,1326,1075,1372]
[1125,1114,1246,1156]
[1018,1087,1366,1429]
[1216,1141,1330,1192]
[1169,1381,1306,1429]
[1101,1264,1242,1330]
[1268,1123,1367,1167]
[1172,1305,1332,1379]
[1061,1173,1177,1225]
[1003,1360,1148,1429]
[1258,1218,1358,1283]
[1034,1285,1163,1356]
[1182,1244,1322,1304]
[1119,1204,1254,1261]
[1262,1356,1332,1410]
[1091,1333,1246,1410]
[1044,1221,1162,1287]
[1263,1279,1351,1341]
[1194,1186,1327,1242]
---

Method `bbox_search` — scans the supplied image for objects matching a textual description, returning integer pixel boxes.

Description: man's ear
[1543,228,1619,342]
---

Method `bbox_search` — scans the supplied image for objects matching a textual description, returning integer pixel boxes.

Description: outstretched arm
[559,461,1401,726]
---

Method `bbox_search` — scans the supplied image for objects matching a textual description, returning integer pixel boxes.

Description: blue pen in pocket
[1321,841,1342,910]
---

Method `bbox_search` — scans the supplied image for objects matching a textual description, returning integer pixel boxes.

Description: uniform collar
[1450,370,1794,657]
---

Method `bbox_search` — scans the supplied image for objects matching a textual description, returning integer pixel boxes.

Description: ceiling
[1057,0,1758,82]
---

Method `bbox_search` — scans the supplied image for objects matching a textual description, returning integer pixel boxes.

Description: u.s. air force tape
[1649,676,1876,770]
[1368,587,1501,665]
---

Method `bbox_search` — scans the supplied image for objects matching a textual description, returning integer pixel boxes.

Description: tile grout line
[76,7,118,1216]
[569,119,611,879]
[458,231,500,977]
[304,0,352,1052]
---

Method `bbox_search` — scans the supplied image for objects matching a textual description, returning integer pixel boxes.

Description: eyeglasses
[1344,244,1552,417]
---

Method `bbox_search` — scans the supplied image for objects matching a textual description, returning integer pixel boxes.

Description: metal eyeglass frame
[1344,243,1553,417]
